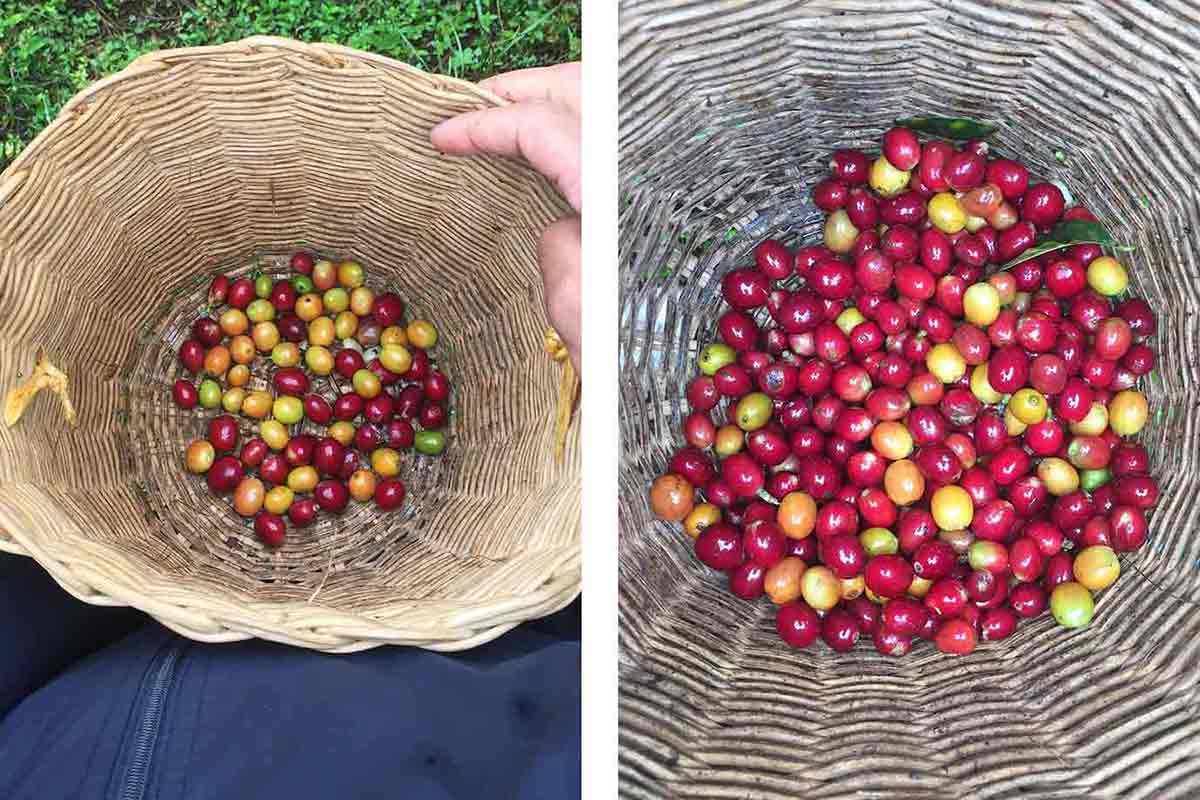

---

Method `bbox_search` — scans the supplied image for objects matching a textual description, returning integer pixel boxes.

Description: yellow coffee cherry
[260,420,289,450]
[869,156,910,198]
[1003,405,1028,436]
[406,320,438,350]
[295,293,324,322]
[352,369,382,400]
[380,344,413,375]
[836,307,866,335]
[338,261,365,288]
[323,287,350,313]
[1087,256,1129,296]
[962,282,1000,326]
[305,345,334,376]
[840,575,865,600]
[252,321,280,352]
[684,503,722,539]
[271,342,300,368]
[823,209,859,254]
[381,325,408,347]
[350,287,375,317]
[926,342,966,384]
[371,447,401,477]
[230,335,256,364]
[1073,545,1121,591]
[931,485,974,531]
[907,575,932,598]
[928,192,966,234]
[219,308,249,337]
[963,213,988,233]
[1070,401,1109,436]
[227,364,251,388]
[1037,457,1079,496]
[308,316,335,347]
[287,466,318,493]
[265,486,294,515]
[1108,390,1148,436]
[334,310,359,340]
[221,388,246,414]
[970,364,1002,404]
[185,440,215,474]
[1010,388,1048,425]
[328,420,356,446]
[242,390,273,419]
[348,469,377,502]
[800,565,840,611]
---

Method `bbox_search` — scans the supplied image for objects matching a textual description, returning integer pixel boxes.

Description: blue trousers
[0,553,580,799]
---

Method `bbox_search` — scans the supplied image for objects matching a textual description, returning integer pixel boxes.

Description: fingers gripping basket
[619,1,1200,797]
[0,38,580,653]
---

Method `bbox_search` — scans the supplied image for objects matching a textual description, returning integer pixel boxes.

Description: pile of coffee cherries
[173,252,451,548]
[650,125,1159,656]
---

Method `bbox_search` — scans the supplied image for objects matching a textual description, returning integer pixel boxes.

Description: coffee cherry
[934,618,977,655]
[1087,256,1129,296]
[1050,582,1095,628]
[653,136,1160,657]
[930,485,973,531]
[1108,389,1148,436]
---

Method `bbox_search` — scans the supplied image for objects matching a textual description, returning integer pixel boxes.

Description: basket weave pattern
[619,2,1200,796]
[0,38,580,653]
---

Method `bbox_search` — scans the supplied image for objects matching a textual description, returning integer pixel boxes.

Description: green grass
[0,0,581,170]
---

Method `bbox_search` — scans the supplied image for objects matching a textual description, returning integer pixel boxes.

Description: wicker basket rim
[2,36,509,193]
[0,36,581,653]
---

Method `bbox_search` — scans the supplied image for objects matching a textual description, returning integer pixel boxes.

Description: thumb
[540,216,582,370]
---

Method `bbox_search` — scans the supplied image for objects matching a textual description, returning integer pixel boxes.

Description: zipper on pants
[114,641,186,800]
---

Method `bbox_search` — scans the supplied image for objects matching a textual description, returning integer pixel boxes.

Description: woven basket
[0,37,580,653]
[619,1,1199,797]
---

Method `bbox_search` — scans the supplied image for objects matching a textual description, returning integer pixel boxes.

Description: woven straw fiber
[0,37,579,653]
[619,1,1200,797]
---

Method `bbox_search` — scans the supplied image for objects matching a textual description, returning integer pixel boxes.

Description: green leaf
[1047,219,1116,246]
[1001,220,1120,269]
[1,12,29,33]
[895,116,997,140]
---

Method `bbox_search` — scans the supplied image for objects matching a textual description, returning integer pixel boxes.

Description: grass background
[0,0,581,170]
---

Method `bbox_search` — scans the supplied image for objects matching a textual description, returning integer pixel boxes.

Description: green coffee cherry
[415,430,446,455]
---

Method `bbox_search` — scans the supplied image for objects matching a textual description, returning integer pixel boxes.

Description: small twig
[86,0,118,33]
[307,547,336,603]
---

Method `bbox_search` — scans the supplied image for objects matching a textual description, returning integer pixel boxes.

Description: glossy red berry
[777,602,822,648]
[864,554,914,599]
[695,523,744,571]
[935,618,977,655]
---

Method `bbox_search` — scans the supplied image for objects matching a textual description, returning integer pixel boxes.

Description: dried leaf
[4,353,76,428]
[544,328,579,463]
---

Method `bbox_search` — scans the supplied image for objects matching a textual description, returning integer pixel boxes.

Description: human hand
[431,63,581,369]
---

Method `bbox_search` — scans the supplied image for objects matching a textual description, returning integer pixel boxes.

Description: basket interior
[619,2,1200,796]
[0,42,578,627]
